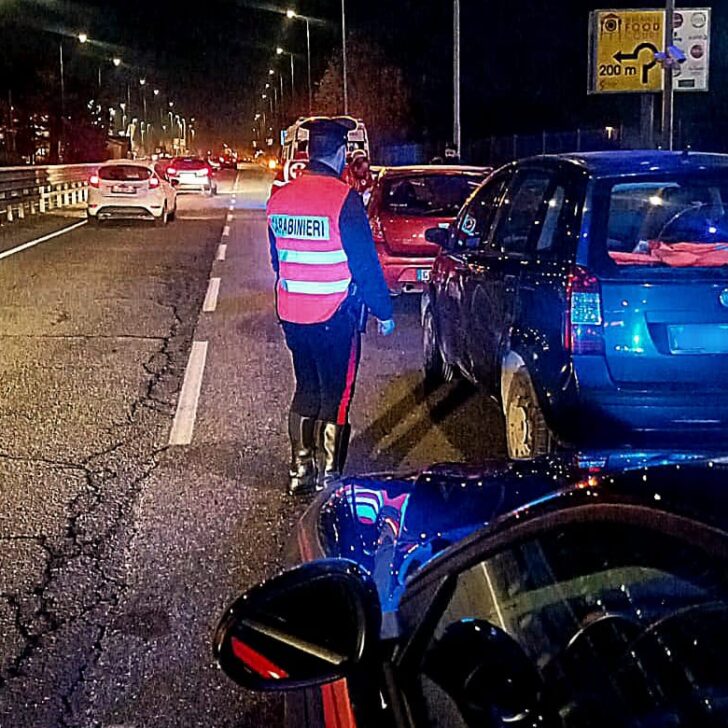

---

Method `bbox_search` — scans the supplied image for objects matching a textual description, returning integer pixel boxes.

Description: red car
[367,166,490,294]
[166,156,217,195]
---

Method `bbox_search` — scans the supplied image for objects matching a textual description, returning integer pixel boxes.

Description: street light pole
[305,17,312,113]
[58,42,65,161]
[662,0,675,150]
[341,0,348,113]
[287,11,314,115]
[453,0,461,157]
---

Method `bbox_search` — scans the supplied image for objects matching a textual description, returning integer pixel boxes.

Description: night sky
[1,0,727,150]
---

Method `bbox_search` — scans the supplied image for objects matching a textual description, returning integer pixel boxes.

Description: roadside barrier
[0,163,98,223]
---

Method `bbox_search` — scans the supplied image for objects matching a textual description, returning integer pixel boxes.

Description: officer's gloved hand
[378,319,396,336]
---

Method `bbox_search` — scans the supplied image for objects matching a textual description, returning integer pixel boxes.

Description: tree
[313,33,411,148]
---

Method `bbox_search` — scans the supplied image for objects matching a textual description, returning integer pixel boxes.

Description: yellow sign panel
[590,10,664,93]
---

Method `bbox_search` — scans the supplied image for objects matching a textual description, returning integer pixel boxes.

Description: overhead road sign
[589,10,664,93]
[588,8,711,94]
[672,8,710,92]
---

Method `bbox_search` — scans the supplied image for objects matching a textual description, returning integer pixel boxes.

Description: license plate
[668,324,728,354]
[111,184,136,194]
[417,269,431,282]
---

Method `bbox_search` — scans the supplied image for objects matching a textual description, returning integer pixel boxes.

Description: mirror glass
[214,559,380,691]
[425,226,449,246]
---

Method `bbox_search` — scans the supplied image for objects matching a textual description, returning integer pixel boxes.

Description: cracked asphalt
[0,165,504,727]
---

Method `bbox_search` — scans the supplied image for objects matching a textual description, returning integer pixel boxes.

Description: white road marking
[0,220,87,262]
[222,225,230,237]
[169,341,208,446]
[216,243,227,261]
[226,213,233,222]
[203,277,221,312]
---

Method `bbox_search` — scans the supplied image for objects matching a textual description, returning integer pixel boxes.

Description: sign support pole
[661,0,675,149]
[641,94,655,148]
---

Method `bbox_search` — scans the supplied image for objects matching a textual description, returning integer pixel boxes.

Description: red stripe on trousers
[322,679,357,728]
[337,335,359,425]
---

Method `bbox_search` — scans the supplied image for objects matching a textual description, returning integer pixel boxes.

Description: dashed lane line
[222,225,230,237]
[226,213,233,222]
[168,340,208,446]
[202,277,221,312]
[0,220,88,261]
[216,243,227,261]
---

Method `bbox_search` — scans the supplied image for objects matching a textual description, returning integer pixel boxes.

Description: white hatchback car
[87,160,177,226]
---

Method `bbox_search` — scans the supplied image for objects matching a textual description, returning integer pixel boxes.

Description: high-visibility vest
[267,172,352,324]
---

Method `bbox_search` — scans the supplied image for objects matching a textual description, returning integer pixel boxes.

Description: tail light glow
[196,168,209,177]
[565,266,604,355]
[149,176,161,189]
[89,175,100,188]
[167,167,177,176]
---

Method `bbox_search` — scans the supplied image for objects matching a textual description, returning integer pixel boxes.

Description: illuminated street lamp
[58,31,92,160]
[276,47,295,109]
[112,57,122,67]
[139,78,146,86]
[286,9,313,113]
[154,88,160,96]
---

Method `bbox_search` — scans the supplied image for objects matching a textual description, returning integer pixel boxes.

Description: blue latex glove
[378,318,396,336]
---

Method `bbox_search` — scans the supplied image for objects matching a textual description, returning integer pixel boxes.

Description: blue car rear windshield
[602,176,728,268]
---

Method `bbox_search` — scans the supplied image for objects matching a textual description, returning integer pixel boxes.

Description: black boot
[315,421,351,490]
[288,412,317,494]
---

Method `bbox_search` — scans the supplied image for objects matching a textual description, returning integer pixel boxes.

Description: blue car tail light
[565,266,605,355]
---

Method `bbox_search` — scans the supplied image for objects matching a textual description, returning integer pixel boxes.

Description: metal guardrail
[0,163,99,222]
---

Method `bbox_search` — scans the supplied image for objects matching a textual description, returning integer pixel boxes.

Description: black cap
[302,116,357,159]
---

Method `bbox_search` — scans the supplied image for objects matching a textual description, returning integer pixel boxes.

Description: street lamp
[154,88,160,96]
[113,57,122,67]
[58,32,91,161]
[139,78,146,86]
[286,9,313,113]
[276,47,295,110]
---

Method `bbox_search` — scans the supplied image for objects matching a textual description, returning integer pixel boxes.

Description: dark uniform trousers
[282,306,362,426]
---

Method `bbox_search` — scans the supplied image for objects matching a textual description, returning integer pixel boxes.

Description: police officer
[267,117,395,495]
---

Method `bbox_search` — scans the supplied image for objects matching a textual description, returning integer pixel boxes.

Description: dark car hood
[301,450,728,614]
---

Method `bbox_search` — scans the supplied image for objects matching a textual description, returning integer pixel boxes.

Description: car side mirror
[213,559,381,692]
[425,226,449,248]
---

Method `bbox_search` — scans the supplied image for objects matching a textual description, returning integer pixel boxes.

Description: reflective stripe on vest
[278,249,348,265]
[280,279,351,294]
[267,173,353,324]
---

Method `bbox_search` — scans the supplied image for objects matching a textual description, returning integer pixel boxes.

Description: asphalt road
[0,165,504,727]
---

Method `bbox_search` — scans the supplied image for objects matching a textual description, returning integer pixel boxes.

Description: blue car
[422,151,728,458]
[213,451,728,728]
